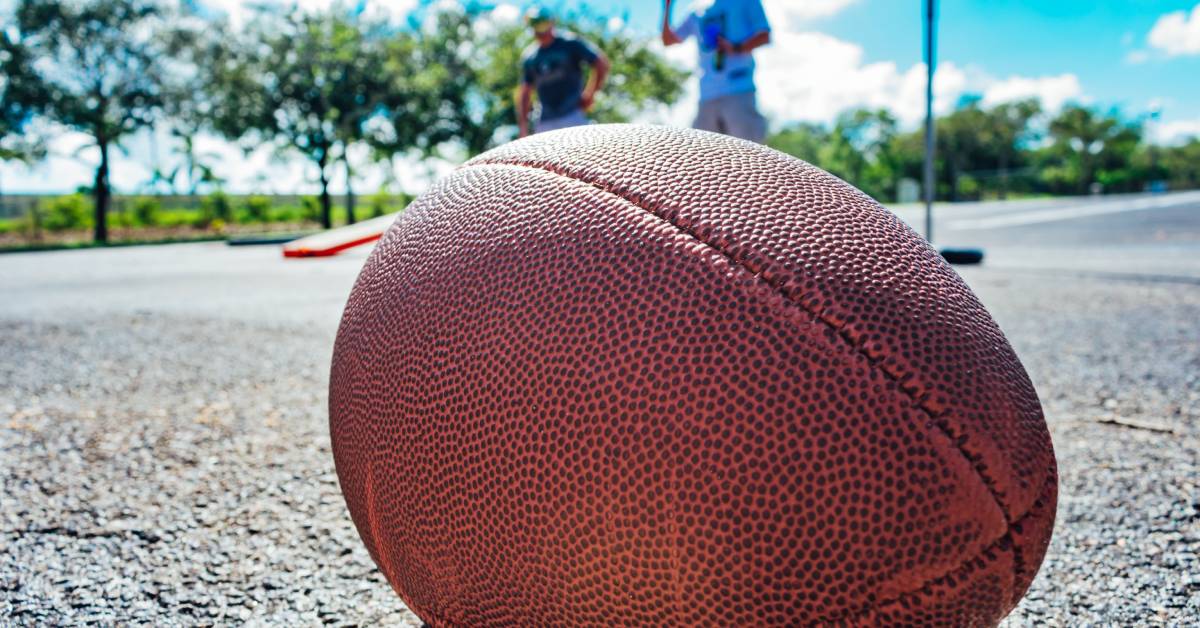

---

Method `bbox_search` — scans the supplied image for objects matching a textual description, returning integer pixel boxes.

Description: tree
[770,110,900,201]
[210,8,391,228]
[1042,105,1142,195]
[11,0,171,243]
[158,14,238,196]
[767,123,831,166]
[824,109,900,201]
[1156,138,1200,190]
[981,99,1040,199]
[936,99,991,201]
[0,25,49,192]
[329,16,394,225]
[384,5,688,161]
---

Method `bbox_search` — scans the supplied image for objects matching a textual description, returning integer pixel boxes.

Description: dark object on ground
[227,232,316,246]
[942,247,986,265]
[329,125,1057,626]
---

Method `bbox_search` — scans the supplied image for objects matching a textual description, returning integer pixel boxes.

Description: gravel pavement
[2,237,1198,625]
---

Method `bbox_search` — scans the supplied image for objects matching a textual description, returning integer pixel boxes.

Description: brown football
[329,124,1057,626]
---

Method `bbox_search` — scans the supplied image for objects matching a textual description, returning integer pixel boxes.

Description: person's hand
[716,36,738,54]
[580,90,596,112]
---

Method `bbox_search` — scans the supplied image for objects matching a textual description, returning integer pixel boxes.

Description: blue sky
[4,0,1200,194]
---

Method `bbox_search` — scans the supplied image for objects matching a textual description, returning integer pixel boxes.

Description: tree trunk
[344,157,356,225]
[94,139,110,244]
[318,159,332,230]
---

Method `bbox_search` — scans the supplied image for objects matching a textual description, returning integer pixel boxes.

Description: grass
[0,193,408,253]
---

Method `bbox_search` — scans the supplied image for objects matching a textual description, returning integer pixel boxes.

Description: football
[329,124,1057,625]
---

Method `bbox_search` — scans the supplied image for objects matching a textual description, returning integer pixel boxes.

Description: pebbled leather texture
[330,124,1057,627]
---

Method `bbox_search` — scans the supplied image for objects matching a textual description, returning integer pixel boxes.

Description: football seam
[461,160,1035,619]
[816,471,1057,624]
[465,160,1017,514]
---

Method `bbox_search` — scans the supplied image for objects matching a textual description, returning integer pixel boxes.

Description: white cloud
[491,3,521,25]
[768,0,860,25]
[1125,49,1151,64]
[203,0,419,29]
[472,2,521,37]
[359,0,421,26]
[0,122,454,196]
[981,74,1083,111]
[1,131,100,195]
[1147,3,1200,56]
[753,31,1082,127]
[755,31,962,126]
[651,15,1086,132]
[635,38,700,128]
[1152,118,1200,145]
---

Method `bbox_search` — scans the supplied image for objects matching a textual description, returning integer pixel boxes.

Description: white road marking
[945,192,1200,230]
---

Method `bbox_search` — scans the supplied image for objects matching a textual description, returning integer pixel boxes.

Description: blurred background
[1,0,1198,249]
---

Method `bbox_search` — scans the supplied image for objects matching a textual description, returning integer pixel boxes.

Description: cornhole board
[282,212,400,258]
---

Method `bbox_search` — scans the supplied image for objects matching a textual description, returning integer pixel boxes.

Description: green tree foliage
[981,99,1041,198]
[934,99,992,201]
[43,193,91,231]
[767,122,829,165]
[768,98,1195,203]
[208,8,391,228]
[827,109,900,201]
[382,5,687,160]
[1150,139,1200,190]
[158,18,238,195]
[770,112,903,202]
[131,196,161,226]
[1039,105,1143,194]
[10,0,172,243]
[242,196,272,223]
[198,190,232,227]
[0,25,48,176]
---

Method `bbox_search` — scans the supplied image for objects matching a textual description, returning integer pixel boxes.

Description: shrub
[369,190,413,218]
[0,217,22,234]
[197,191,233,228]
[43,194,91,231]
[131,196,162,226]
[242,196,272,223]
[301,196,322,223]
[368,191,389,218]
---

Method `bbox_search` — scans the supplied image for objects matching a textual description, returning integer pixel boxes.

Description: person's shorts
[694,91,767,143]
[536,109,590,134]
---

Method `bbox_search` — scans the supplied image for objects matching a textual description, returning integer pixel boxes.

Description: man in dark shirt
[516,8,610,137]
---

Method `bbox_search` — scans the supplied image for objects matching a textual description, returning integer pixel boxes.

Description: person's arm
[661,0,686,46]
[717,0,771,54]
[516,82,533,138]
[716,30,771,55]
[580,50,610,112]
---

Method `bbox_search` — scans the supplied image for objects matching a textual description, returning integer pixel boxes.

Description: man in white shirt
[661,0,772,143]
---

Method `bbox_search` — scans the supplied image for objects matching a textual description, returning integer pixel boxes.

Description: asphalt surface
[1,190,1198,625]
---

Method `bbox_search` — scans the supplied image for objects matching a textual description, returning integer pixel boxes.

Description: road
[891,190,1200,281]
[1,191,1197,625]
[2,191,1197,328]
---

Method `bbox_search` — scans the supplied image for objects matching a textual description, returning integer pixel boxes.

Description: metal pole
[923,0,937,243]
